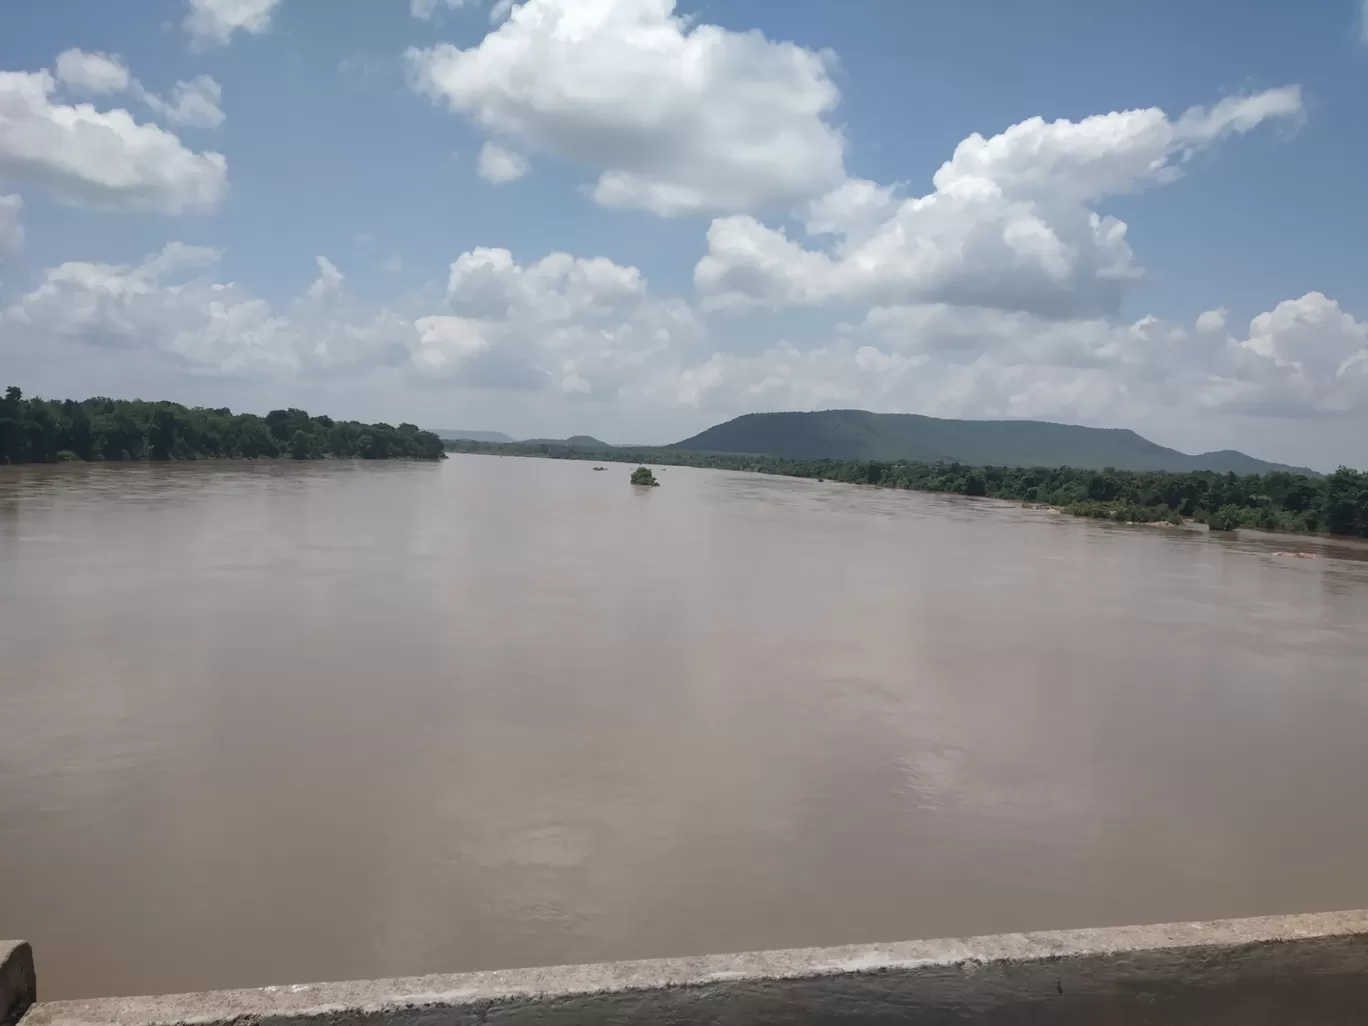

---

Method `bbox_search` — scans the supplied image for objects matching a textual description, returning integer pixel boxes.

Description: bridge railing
[8,910,1368,1026]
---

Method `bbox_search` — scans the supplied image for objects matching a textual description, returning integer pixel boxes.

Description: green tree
[0,386,25,462]
[289,429,314,460]
[145,407,183,460]
[630,466,659,486]
[1324,467,1367,536]
[1208,505,1244,532]
[0,386,446,465]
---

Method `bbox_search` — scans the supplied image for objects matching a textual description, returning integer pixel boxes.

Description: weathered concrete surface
[20,910,1368,1026]
[1,942,36,1026]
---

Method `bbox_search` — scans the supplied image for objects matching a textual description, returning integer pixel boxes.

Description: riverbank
[442,440,1368,540]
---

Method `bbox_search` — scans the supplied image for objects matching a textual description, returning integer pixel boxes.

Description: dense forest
[0,387,445,463]
[445,438,1368,538]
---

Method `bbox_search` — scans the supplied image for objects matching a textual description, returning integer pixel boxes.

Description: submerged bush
[1208,505,1244,532]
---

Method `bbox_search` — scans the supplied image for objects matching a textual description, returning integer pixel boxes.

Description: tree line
[444,438,1368,538]
[0,387,445,463]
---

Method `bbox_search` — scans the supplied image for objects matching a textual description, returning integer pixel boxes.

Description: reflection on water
[2,457,1368,999]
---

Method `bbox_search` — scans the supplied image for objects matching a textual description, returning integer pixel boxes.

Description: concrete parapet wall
[1,942,36,1026]
[17,910,1368,1026]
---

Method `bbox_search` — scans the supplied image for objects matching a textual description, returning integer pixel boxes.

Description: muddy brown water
[3,456,1367,1000]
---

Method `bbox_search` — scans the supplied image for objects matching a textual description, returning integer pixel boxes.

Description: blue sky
[2,0,1366,467]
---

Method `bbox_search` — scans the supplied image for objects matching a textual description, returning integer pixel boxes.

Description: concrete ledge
[21,910,1368,1026]
[1,942,36,1026]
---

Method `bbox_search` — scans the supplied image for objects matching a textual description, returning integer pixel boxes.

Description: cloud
[411,315,492,375]
[1197,292,1368,415]
[663,293,1368,424]
[305,256,345,302]
[0,69,227,212]
[411,0,477,20]
[427,245,701,392]
[475,140,528,183]
[1,241,701,398]
[696,88,1303,318]
[183,0,282,47]
[5,228,1366,441]
[54,49,132,94]
[2,243,297,374]
[139,75,226,129]
[49,49,226,130]
[0,194,22,260]
[420,243,1357,420]
[631,342,874,414]
[0,244,429,377]
[446,246,644,318]
[405,0,846,215]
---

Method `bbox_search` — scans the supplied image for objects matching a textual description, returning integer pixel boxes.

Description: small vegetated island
[446,410,1368,539]
[0,387,445,462]
[630,466,659,487]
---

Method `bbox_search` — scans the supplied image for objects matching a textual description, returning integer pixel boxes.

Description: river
[2,456,1367,999]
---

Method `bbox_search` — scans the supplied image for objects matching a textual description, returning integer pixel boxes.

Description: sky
[1,0,1367,468]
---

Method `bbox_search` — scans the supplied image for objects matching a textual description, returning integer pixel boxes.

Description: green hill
[520,435,613,449]
[669,410,1315,475]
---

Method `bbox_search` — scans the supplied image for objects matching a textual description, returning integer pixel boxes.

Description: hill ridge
[519,434,612,449]
[668,410,1314,475]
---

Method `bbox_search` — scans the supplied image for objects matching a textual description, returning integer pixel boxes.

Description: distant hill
[520,435,614,449]
[669,410,1315,475]
[434,429,515,443]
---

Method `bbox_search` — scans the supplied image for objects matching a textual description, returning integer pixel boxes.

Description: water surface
[3,456,1367,999]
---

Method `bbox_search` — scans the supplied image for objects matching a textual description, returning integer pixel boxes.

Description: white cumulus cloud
[695,87,1303,318]
[411,315,492,376]
[428,245,701,392]
[5,233,1367,447]
[411,0,478,20]
[184,0,282,47]
[0,67,227,212]
[619,290,1368,432]
[139,75,226,129]
[476,140,528,183]
[1196,292,1368,415]
[0,243,425,377]
[54,49,132,94]
[305,256,345,302]
[1,240,701,399]
[0,194,22,260]
[405,0,846,215]
[2,243,297,374]
[49,50,226,130]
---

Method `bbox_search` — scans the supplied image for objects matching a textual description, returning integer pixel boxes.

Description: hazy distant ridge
[669,410,1314,475]
[518,435,613,449]
[433,429,516,443]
